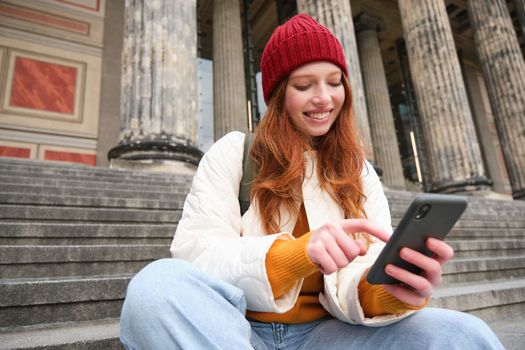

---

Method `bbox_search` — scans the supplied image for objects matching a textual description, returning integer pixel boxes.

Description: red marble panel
[54,0,100,12]
[10,57,77,114]
[0,146,31,158]
[44,150,96,166]
[0,3,89,34]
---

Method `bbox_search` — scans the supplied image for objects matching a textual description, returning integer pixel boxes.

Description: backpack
[239,132,255,216]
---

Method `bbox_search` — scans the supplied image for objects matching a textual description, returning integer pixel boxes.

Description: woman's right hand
[307,219,390,275]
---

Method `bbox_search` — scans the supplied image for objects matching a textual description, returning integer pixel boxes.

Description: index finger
[340,219,391,243]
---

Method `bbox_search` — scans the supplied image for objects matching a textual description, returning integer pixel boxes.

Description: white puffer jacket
[171,131,416,326]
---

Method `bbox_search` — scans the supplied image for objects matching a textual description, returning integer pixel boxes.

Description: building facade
[0,0,524,199]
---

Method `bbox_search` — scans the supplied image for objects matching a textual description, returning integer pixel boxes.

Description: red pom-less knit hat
[260,13,348,103]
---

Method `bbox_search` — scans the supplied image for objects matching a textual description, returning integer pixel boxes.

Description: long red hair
[251,73,370,243]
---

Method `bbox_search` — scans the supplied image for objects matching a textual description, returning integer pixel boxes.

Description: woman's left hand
[381,237,454,307]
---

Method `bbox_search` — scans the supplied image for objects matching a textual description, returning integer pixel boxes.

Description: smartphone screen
[366,193,467,285]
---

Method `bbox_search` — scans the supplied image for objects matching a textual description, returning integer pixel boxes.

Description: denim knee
[122,259,197,316]
[406,308,503,349]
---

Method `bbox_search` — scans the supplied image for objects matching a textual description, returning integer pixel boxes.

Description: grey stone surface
[0,169,190,185]
[356,14,405,189]
[398,0,489,193]
[0,176,187,192]
[0,205,180,222]
[0,184,187,199]
[0,319,122,350]
[462,64,512,195]
[297,0,373,159]
[467,0,525,199]
[1,261,153,280]
[0,157,194,181]
[450,239,525,258]
[0,317,522,350]
[0,275,131,307]
[433,279,525,311]
[487,314,525,350]
[1,300,124,329]
[0,245,167,264]
[117,0,198,147]
[0,167,193,185]
[0,222,175,245]
[213,0,248,139]
[0,245,169,278]
[0,192,183,210]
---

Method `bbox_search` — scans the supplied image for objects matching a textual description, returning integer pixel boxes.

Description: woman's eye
[294,85,310,91]
[329,81,342,87]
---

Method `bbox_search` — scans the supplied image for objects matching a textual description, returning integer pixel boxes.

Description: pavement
[487,315,525,350]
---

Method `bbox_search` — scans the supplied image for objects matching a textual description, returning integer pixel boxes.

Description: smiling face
[285,61,345,139]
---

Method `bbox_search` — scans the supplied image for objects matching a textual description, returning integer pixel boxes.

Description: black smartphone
[366,193,468,285]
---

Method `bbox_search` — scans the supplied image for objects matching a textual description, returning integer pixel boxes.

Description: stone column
[108,0,201,172]
[356,14,405,189]
[213,0,248,140]
[462,63,512,195]
[398,0,491,193]
[467,0,525,200]
[297,0,373,160]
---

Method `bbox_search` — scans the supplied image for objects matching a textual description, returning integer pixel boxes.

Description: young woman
[120,14,504,350]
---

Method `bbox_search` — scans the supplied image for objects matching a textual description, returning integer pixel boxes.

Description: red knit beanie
[260,13,348,103]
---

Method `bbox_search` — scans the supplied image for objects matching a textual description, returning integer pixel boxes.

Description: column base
[456,190,513,200]
[108,138,203,166]
[109,158,198,175]
[430,176,493,194]
[513,189,525,200]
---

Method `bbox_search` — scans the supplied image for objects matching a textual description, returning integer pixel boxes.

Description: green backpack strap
[239,132,254,216]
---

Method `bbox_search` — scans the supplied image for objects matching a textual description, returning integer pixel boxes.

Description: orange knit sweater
[246,203,426,323]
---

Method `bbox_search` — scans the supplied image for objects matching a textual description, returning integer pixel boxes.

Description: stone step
[443,256,525,284]
[432,279,525,322]
[0,275,131,328]
[390,203,525,220]
[0,245,170,278]
[0,319,122,350]
[0,169,191,188]
[0,205,180,223]
[1,316,512,350]
[0,302,520,350]
[390,208,525,222]
[0,220,520,245]
[0,156,191,176]
[0,163,192,185]
[392,208,525,222]
[447,228,525,239]
[392,218,525,230]
[2,205,520,229]
[0,175,186,193]
[0,191,183,210]
[449,240,525,258]
[387,198,525,213]
[2,194,521,224]
[0,183,188,198]
[0,221,176,245]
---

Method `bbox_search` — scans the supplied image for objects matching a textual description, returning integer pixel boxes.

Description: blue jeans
[120,259,504,350]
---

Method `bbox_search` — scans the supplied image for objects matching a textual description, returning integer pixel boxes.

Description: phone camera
[415,204,431,220]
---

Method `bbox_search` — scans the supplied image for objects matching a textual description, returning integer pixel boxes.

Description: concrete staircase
[0,157,190,349]
[1,157,524,349]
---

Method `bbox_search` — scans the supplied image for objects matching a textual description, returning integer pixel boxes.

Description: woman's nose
[312,84,331,105]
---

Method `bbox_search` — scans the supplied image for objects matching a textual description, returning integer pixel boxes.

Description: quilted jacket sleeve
[320,161,419,326]
[170,131,300,312]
